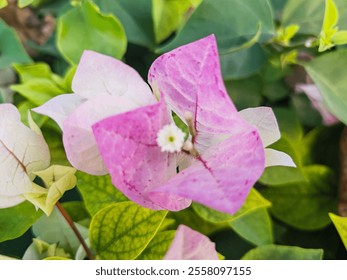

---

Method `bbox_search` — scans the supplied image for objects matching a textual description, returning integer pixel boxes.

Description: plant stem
[56,202,94,260]
[339,126,347,217]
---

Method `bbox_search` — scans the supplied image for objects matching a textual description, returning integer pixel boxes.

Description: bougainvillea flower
[36,35,294,214]
[296,83,338,126]
[33,52,156,175]
[93,35,265,214]
[0,104,50,208]
[164,225,219,260]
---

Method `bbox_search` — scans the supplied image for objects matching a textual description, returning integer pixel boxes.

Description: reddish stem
[56,202,94,260]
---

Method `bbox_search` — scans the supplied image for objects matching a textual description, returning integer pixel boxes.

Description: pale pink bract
[92,35,265,214]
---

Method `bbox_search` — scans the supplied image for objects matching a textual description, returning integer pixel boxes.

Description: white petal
[33,94,86,130]
[265,148,296,168]
[72,51,155,106]
[239,107,280,147]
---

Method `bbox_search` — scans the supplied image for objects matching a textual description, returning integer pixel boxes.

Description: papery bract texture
[164,225,219,260]
[0,104,50,208]
[34,51,156,175]
[94,35,265,214]
[148,35,239,153]
[93,101,191,211]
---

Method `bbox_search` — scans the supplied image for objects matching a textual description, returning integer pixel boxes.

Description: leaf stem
[339,126,347,217]
[55,202,94,260]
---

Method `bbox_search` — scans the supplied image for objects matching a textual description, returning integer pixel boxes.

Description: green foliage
[157,0,274,79]
[192,189,271,223]
[0,19,31,69]
[137,230,176,260]
[94,0,155,48]
[0,202,42,242]
[23,238,71,260]
[282,0,347,36]
[0,0,7,9]
[77,172,128,216]
[261,165,337,230]
[304,49,347,125]
[241,245,324,260]
[32,207,89,256]
[57,0,127,64]
[152,0,202,43]
[230,208,273,246]
[329,213,347,250]
[89,202,167,259]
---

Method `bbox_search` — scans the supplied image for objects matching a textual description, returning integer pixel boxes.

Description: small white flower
[157,124,186,153]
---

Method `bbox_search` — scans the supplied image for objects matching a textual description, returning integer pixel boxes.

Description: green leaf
[332,30,347,44]
[24,166,77,216]
[260,165,337,230]
[94,0,154,48]
[57,0,127,65]
[323,0,339,33]
[11,79,65,106]
[241,245,323,260]
[260,165,305,186]
[77,172,128,216]
[193,189,271,224]
[152,0,202,43]
[0,202,42,242]
[221,44,268,79]
[13,63,53,83]
[169,207,226,236]
[230,208,273,246]
[62,201,90,224]
[23,238,71,260]
[137,230,176,260]
[225,76,263,110]
[89,202,167,260]
[275,24,300,46]
[304,49,347,125]
[156,0,274,79]
[329,213,347,250]
[0,0,7,9]
[0,19,31,69]
[32,208,89,255]
[18,0,34,8]
[158,0,274,53]
[282,0,347,36]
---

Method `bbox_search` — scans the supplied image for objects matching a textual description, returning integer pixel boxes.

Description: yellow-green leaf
[152,0,202,43]
[192,188,271,223]
[275,24,300,46]
[24,165,77,216]
[329,213,347,250]
[137,230,176,260]
[0,0,7,9]
[332,30,347,44]
[323,0,339,33]
[319,0,340,52]
[23,238,71,260]
[77,172,128,216]
[90,202,167,260]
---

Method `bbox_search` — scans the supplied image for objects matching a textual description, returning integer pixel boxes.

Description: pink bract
[92,35,265,214]
[164,225,219,260]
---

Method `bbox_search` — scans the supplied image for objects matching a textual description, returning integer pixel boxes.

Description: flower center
[156,124,186,153]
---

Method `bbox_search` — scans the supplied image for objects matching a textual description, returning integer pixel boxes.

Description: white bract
[156,124,186,153]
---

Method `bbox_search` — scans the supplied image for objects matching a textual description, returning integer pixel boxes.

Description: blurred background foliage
[1,0,347,260]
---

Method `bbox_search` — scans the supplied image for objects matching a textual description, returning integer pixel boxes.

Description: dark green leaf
[0,19,31,69]
[0,202,42,242]
[242,244,323,260]
[261,165,337,230]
